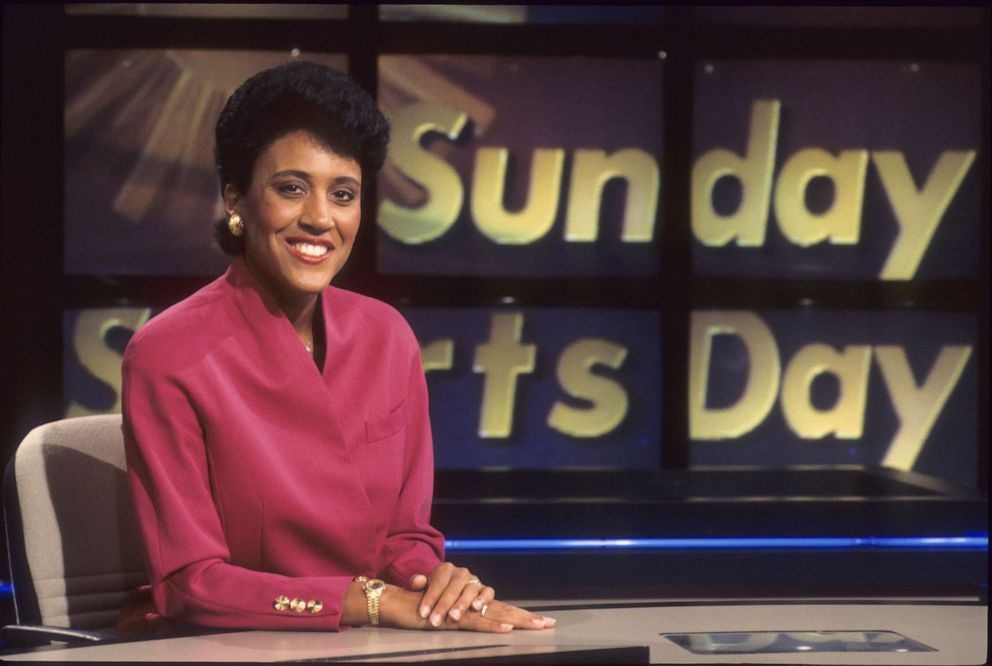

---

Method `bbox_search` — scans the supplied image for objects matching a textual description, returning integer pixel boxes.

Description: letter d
[692,100,780,247]
[689,310,780,439]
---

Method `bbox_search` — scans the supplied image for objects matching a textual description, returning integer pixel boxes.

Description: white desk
[5,598,987,663]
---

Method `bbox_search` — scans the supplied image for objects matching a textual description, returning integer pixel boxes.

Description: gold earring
[228,213,244,237]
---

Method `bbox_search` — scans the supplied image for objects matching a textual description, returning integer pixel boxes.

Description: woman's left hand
[408,563,495,627]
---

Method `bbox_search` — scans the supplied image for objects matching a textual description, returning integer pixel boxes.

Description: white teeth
[293,243,328,257]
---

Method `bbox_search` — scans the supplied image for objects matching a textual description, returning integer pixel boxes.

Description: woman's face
[224,130,362,303]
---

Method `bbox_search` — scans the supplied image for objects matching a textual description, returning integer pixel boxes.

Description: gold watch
[355,576,385,625]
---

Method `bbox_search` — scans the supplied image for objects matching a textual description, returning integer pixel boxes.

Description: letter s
[378,102,468,244]
[547,338,629,438]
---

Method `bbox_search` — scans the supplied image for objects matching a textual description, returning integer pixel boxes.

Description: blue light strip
[445,536,988,551]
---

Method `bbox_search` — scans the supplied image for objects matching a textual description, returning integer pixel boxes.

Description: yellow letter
[473,312,536,437]
[689,311,780,439]
[691,100,780,247]
[420,339,454,373]
[471,147,564,244]
[378,102,468,244]
[774,149,868,246]
[66,308,152,417]
[872,150,975,280]
[564,148,659,242]
[780,344,871,439]
[547,338,629,437]
[876,345,972,471]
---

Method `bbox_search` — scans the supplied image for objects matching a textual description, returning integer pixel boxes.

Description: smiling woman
[118,61,554,636]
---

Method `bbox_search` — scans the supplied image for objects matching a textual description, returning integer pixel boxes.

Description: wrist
[355,576,387,626]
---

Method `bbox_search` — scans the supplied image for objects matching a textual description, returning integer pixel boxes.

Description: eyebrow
[271,170,362,188]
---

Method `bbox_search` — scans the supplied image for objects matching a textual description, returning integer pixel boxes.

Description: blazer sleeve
[378,340,446,585]
[121,342,353,630]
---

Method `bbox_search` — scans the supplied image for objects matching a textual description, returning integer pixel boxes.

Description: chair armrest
[1,623,114,646]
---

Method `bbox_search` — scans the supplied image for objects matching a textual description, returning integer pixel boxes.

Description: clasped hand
[381,563,555,633]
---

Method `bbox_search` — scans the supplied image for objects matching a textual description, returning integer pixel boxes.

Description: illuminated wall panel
[377,55,664,277]
[689,309,977,487]
[691,60,981,280]
[404,308,662,469]
[63,49,348,276]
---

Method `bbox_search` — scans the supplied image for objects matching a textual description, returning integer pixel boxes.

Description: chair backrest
[3,414,148,630]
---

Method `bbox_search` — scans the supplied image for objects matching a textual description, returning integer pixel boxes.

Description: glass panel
[694,6,982,27]
[64,49,348,275]
[66,4,348,19]
[380,4,662,24]
[403,307,662,470]
[691,60,981,280]
[377,54,664,277]
[688,309,977,487]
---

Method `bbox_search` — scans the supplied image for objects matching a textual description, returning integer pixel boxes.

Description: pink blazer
[121,257,444,630]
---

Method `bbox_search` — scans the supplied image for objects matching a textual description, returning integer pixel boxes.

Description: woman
[119,61,554,634]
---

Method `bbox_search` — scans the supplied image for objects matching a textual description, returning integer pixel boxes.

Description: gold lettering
[691,100,780,247]
[547,338,629,437]
[876,344,972,470]
[420,339,454,373]
[565,148,659,242]
[774,149,869,246]
[872,150,975,280]
[66,308,152,417]
[471,147,564,244]
[472,312,536,437]
[780,344,871,439]
[378,102,468,244]
[689,311,780,439]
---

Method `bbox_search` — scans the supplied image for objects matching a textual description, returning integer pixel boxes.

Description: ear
[222,184,241,215]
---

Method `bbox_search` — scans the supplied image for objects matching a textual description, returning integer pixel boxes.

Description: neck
[244,255,320,341]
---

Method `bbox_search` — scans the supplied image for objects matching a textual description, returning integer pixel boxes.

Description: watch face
[368,579,386,592]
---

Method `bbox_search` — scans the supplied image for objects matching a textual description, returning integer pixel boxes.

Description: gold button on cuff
[273,595,290,612]
[307,600,323,614]
[290,598,306,613]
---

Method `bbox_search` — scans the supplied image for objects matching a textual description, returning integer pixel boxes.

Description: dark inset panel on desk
[664,630,935,655]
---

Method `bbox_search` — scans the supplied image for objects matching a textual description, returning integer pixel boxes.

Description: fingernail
[544,617,557,627]
[472,599,482,610]
[430,613,441,627]
[500,623,513,631]
[420,606,429,618]
[449,608,461,620]
[532,618,545,627]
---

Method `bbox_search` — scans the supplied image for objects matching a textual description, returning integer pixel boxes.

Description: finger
[446,579,485,622]
[427,569,475,626]
[408,574,428,590]
[470,585,495,611]
[419,564,455,622]
[481,601,556,630]
[445,610,513,633]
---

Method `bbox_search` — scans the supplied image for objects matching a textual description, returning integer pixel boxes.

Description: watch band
[355,576,385,625]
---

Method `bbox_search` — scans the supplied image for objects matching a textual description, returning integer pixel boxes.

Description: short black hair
[213,61,389,255]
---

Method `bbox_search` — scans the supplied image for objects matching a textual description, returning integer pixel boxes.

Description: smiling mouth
[287,240,332,262]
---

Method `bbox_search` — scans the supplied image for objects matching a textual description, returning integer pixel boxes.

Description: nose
[301,194,334,235]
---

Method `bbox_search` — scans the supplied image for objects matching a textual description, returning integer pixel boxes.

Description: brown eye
[279,183,306,196]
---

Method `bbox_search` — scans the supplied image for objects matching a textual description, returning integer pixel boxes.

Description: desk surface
[5,598,987,664]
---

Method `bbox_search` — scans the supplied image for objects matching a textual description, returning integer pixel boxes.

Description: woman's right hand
[378,585,555,632]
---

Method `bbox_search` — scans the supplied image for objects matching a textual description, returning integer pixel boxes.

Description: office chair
[2,414,148,645]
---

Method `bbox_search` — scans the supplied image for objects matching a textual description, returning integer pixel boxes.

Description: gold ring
[466,578,481,586]
[480,604,489,617]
